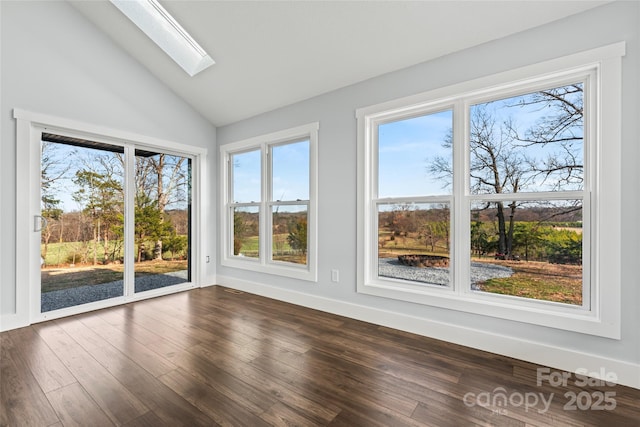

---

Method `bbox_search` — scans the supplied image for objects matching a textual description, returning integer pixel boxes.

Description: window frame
[373,104,456,292]
[221,123,318,282]
[356,43,624,338]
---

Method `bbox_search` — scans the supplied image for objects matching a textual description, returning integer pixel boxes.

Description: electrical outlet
[331,269,339,282]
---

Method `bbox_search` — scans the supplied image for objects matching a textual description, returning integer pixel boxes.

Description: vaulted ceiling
[70,1,610,127]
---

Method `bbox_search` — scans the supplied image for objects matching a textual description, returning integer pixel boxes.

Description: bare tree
[507,84,584,190]
[469,108,530,256]
[428,83,584,258]
[429,108,528,256]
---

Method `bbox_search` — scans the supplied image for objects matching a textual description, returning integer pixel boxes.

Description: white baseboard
[0,313,29,332]
[216,274,640,390]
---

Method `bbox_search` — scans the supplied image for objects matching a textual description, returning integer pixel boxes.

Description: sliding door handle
[34,215,47,232]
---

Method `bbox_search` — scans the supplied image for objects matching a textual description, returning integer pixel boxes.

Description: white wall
[0,1,217,322]
[217,1,640,387]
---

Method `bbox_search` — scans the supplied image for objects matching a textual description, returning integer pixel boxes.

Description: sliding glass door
[38,133,193,314]
[134,149,191,294]
[40,134,126,312]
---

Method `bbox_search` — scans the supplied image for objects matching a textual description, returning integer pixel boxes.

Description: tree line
[379,205,582,265]
[233,210,308,259]
[41,144,190,266]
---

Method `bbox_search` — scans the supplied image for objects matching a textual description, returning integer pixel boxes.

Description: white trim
[222,123,318,152]
[220,122,319,282]
[9,116,36,330]
[356,43,624,338]
[124,145,136,297]
[13,109,207,157]
[0,313,30,332]
[8,109,207,331]
[216,276,640,390]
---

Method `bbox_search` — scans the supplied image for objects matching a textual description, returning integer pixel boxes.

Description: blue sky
[232,149,261,203]
[272,140,309,201]
[42,142,118,212]
[232,140,309,203]
[469,87,584,193]
[377,84,584,198]
[378,110,452,198]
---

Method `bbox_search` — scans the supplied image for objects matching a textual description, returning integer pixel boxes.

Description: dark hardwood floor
[1,286,638,426]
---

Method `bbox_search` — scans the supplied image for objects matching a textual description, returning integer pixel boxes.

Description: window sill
[358,277,618,339]
[222,257,317,282]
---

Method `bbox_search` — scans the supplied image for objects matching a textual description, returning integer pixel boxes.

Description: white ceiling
[70,0,609,127]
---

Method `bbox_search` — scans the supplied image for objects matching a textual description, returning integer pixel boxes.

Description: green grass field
[41,240,186,267]
[236,234,306,264]
[472,259,582,305]
[377,231,582,305]
[41,241,95,266]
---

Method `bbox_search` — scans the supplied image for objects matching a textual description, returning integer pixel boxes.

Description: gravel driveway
[41,270,189,312]
[378,258,513,287]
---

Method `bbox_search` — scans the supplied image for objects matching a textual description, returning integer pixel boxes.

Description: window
[221,123,318,281]
[357,43,624,338]
[376,109,454,288]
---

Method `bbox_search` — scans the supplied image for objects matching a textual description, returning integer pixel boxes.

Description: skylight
[110,0,214,76]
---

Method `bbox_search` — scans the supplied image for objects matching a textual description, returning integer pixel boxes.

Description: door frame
[14,109,207,325]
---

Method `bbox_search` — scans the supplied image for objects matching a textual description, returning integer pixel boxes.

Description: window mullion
[262,144,270,265]
[123,145,136,297]
[225,149,232,270]
[453,100,469,296]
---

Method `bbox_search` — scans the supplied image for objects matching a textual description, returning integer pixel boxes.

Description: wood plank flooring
[1,286,639,426]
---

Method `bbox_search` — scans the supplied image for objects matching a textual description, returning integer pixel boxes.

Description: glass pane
[134,151,191,294]
[469,83,584,194]
[272,205,308,265]
[232,149,261,203]
[470,199,583,305]
[377,202,450,286]
[40,137,125,312]
[233,206,260,258]
[272,140,309,201]
[379,110,453,198]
